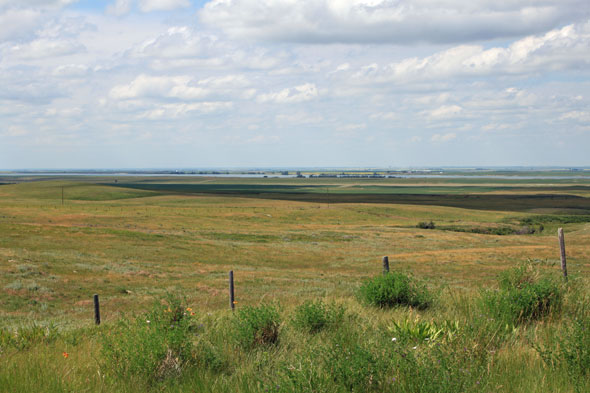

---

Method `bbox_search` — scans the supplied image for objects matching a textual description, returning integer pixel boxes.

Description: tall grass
[2,277,589,393]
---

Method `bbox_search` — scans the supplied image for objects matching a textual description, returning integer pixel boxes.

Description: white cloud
[246,134,280,144]
[138,0,190,12]
[0,0,77,8]
[9,37,85,59]
[275,112,323,125]
[345,22,590,84]
[200,0,590,44]
[2,125,29,136]
[429,105,463,119]
[560,111,590,122]
[52,63,88,76]
[139,101,233,119]
[106,0,132,16]
[369,111,397,120]
[431,132,457,142]
[0,8,40,41]
[257,83,318,104]
[110,74,213,100]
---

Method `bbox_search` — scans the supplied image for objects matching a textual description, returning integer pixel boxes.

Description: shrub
[358,272,431,309]
[100,295,197,382]
[481,262,563,325]
[292,300,345,333]
[234,303,281,349]
[416,221,435,229]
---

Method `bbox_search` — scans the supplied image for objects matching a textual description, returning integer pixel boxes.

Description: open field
[1,175,590,392]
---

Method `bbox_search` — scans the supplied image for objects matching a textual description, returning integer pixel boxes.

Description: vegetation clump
[481,262,563,325]
[291,299,345,333]
[100,295,197,382]
[234,303,281,348]
[416,220,436,229]
[358,272,432,309]
[536,299,590,381]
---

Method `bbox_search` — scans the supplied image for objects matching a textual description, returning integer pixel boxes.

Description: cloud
[0,0,77,8]
[429,105,463,119]
[138,0,190,12]
[257,83,318,103]
[200,0,590,44]
[129,27,221,59]
[9,37,85,59]
[109,73,254,103]
[2,125,29,137]
[0,8,40,41]
[560,111,590,122]
[139,101,233,119]
[106,0,132,16]
[110,74,204,100]
[430,132,457,142]
[347,22,590,83]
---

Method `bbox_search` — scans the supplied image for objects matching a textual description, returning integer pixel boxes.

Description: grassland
[1,175,590,392]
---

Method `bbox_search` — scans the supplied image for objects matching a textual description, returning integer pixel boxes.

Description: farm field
[1,175,590,392]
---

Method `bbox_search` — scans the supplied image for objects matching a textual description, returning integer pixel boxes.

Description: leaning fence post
[558,228,568,282]
[93,294,101,325]
[229,271,235,311]
[382,256,389,274]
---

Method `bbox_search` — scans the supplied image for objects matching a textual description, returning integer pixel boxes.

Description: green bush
[357,273,432,309]
[416,221,435,229]
[481,263,563,325]
[292,300,345,333]
[234,303,281,349]
[100,295,197,382]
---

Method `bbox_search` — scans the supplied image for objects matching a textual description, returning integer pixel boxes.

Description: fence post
[93,294,101,325]
[382,256,389,274]
[229,270,235,311]
[558,228,568,282]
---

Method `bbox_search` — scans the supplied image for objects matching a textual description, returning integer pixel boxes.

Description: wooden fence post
[558,228,568,282]
[229,271,235,311]
[93,294,101,325]
[382,256,389,274]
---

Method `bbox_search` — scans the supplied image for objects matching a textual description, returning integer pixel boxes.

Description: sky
[0,0,589,169]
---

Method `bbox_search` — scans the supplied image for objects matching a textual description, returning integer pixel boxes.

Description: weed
[291,300,345,333]
[100,295,197,382]
[234,303,281,348]
[480,262,563,325]
[0,323,59,351]
[357,273,431,309]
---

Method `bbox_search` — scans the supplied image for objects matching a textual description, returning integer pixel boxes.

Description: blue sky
[0,0,589,169]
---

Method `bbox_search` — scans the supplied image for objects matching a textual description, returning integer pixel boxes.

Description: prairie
[0,175,589,392]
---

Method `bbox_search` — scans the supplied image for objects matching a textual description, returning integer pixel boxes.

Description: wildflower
[62,352,69,359]
[186,307,192,312]
[233,301,238,304]
[190,312,195,316]
[391,337,397,342]
[412,346,417,350]
[146,320,150,324]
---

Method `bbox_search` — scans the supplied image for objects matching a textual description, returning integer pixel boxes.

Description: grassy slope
[1,177,589,392]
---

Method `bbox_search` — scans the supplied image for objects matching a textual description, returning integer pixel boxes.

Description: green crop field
[1,175,590,392]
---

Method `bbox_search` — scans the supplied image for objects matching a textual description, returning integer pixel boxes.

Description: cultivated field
[1,175,589,392]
